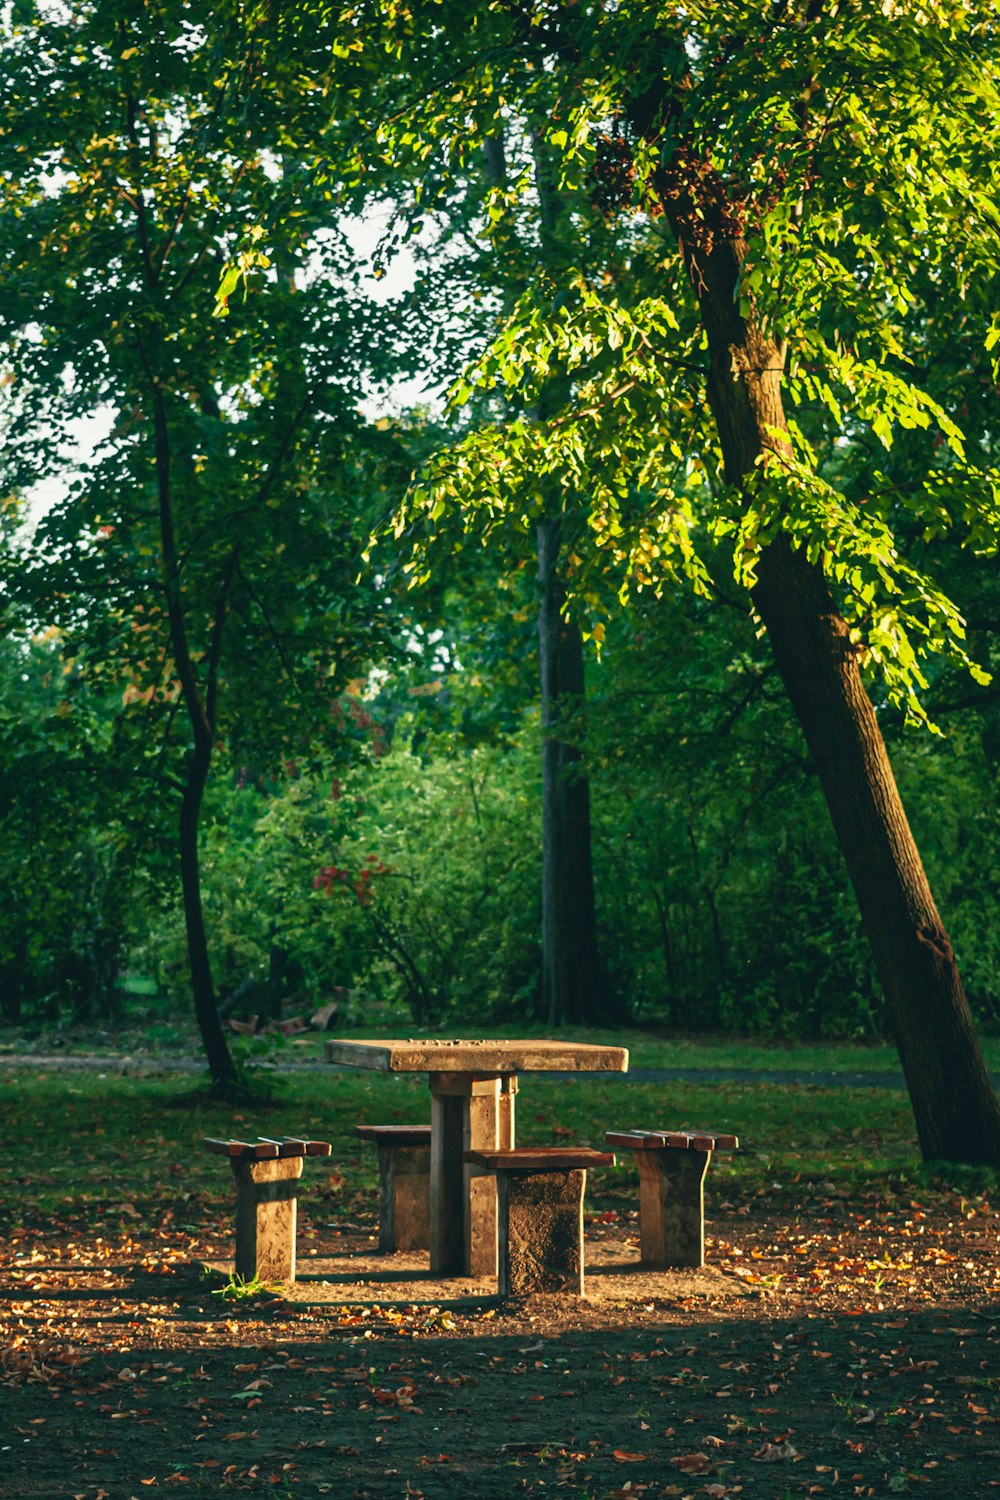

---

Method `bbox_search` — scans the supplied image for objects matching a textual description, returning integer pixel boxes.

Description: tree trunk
[538,517,615,1025]
[651,886,679,1022]
[180,741,238,1088]
[668,216,1000,1164]
[751,536,1000,1163]
[150,374,238,1091]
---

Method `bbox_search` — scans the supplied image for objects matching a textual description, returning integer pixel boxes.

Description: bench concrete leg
[377,1142,430,1252]
[231,1155,304,1282]
[497,1168,586,1297]
[636,1148,711,1268]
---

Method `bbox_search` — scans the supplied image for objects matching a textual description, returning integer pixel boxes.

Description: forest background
[2,0,1000,1146]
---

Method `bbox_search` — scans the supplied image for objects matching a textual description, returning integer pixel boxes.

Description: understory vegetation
[4,602,999,1041]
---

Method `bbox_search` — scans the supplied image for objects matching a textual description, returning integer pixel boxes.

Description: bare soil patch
[3,1187,999,1499]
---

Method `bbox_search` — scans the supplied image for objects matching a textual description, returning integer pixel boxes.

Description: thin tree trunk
[538,517,614,1025]
[528,132,616,1027]
[179,738,236,1086]
[123,68,239,1089]
[150,376,238,1090]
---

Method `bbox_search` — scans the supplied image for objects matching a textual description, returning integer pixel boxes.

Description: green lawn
[0,1063,927,1230]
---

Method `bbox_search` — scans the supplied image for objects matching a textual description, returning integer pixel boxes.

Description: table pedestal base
[429,1072,516,1276]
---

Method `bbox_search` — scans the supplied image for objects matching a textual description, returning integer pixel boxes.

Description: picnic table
[325,1037,629,1276]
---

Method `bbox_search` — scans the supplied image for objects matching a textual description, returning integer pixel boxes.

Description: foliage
[139,717,542,1024]
[2,0,1000,1061]
[352,0,1000,727]
[0,0,410,1063]
[0,634,138,1022]
[126,608,1000,1039]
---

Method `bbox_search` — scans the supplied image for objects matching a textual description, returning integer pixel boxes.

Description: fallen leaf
[674,1452,712,1474]
[752,1441,799,1463]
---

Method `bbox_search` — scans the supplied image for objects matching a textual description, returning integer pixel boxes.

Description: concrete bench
[605,1128,739,1268]
[465,1147,615,1298]
[204,1136,331,1283]
[355,1125,431,1253]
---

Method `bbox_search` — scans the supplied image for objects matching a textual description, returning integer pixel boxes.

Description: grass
[210,1271,282,1299]
[0,1063,925,1230]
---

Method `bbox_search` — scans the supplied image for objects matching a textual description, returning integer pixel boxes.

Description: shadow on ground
[3,1220,999,1499]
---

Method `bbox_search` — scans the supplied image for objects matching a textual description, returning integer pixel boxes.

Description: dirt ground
[2,1183,999,1500]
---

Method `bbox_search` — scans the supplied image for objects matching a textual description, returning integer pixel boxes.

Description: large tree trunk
[485,127,614,1027]
[538,517,614,1025]
[753,537,1000,1162]
[674,216,1000,1164]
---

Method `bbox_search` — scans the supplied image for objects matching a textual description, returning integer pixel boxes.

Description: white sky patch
[339,209,443,418]
[23,408,117,528]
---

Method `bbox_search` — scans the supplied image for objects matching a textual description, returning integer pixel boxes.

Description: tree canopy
[3,0,1000,1159]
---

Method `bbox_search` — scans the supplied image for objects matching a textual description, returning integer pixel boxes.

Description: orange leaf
[612,1449,649,1462]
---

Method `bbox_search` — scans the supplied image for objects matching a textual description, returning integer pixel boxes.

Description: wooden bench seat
[465,1147,615,1298]
[204,1136,332,1283]
[355,1125,431,1253]
[605,1128,739,1268]
[204,1137,333,1160]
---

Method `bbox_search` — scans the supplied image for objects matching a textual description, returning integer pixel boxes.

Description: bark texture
[538,518,614,1026]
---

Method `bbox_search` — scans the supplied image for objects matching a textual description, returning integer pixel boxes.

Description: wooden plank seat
[465,1147,615,1298]
[605,1129,739,1269]
[204,1136,332,1283]
[355,1125,431,1253]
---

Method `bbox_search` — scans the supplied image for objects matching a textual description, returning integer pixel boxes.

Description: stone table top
[324,1038,629,1074]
